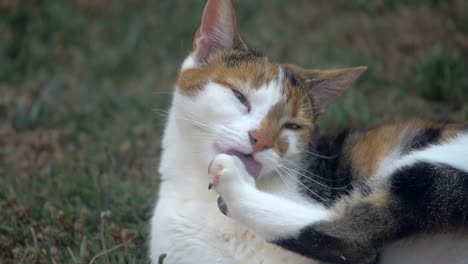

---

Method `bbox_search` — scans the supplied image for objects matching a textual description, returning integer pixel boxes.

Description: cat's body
[150,1,468,263]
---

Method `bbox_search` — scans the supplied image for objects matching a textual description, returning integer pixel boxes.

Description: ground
[0,0,467,263]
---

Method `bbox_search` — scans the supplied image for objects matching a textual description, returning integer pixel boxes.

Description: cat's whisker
[280,165,327,185]
[282,159,350,182]
[277,167,329,203]
[156,109,242,141]
[303,149,338,160]
[172,114,216,131]
[281,159,334,180]
[281,161,351,187]
[283,160,347,182]
[179,118,213,130]
[280,170,330,203]
[280,165,350,190]
[266,156,349,190]
[176,110,220,130]
[274,167,296,192]
[153,108,170,117]
[175,106,241,134]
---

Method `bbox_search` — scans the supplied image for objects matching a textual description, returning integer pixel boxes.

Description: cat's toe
[208,154,250,198]
[208,154,231,189]
[209,154,234,175]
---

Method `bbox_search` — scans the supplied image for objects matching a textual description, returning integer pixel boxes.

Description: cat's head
[172,0,366,180]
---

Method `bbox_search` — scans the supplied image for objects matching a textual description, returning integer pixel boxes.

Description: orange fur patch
[177,50,278,96]
[257,79,315,157]
[350,120,467,179]
[364,190,390,209]
[350,122,404,178]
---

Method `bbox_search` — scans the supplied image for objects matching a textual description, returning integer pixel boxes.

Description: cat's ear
[309,66,367,113]
[192,0,247,64]
[286,65,367,113]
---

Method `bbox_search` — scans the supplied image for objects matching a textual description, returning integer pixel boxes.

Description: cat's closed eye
[231,89,250,111]
[283,122,302,130]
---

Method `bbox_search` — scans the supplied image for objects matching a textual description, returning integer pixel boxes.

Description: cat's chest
[153,194,313,264]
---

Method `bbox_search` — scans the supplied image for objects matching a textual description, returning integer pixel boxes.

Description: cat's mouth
[224,150,263,180]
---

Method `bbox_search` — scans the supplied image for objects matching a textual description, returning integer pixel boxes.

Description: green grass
[0,0,467,263]
[411,45,467,104]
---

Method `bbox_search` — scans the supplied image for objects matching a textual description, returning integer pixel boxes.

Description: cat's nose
[248,130,272,153]
[248,131,258,145]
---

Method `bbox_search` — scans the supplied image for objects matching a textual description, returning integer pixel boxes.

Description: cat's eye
[283,122,302,130]
[232,89,249,110]
[232,89,247,104]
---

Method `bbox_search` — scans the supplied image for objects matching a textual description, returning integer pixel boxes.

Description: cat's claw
[217,196,228,215]
[208,159,214,173]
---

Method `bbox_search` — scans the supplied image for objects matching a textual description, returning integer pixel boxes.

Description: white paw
[208,154,255,195]
[208,154,255,217]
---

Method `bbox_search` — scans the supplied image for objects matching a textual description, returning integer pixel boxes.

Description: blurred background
[0,0,467,263]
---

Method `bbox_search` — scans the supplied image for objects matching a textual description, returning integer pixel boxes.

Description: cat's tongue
[225,150,262,180]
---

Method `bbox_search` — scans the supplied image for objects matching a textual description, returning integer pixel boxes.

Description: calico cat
[150,0,468,263]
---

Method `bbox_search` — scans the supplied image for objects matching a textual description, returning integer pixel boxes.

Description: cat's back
[346,120,468,179]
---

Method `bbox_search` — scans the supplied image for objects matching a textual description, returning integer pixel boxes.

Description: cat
[150,0,468,263]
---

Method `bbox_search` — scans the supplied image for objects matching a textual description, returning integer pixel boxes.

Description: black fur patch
[223,50,262,67]
[283,67,301,87]
[273,226,353,264]
[273,222,378,264]
[390,162,468,238]
[371,253,382,264]
[404,128,441,153]
[301,130,355,207]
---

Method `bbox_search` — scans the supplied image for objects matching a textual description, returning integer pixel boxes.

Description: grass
[0,0,467,263]
[411,45,467,104]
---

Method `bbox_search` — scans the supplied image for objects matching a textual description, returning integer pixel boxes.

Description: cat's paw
[208,154,255,200]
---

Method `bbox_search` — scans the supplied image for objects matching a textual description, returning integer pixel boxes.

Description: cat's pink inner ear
[312,66,367,113]
[193,0,240,63]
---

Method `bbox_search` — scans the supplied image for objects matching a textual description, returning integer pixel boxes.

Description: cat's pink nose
[249,130,272,153]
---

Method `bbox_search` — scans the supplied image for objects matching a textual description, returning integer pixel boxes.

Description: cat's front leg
[208,154,329,243]
[208,154,380,264]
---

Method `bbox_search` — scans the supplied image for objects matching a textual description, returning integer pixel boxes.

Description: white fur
[376,132,468,179]
[150,61,315,264]
[181,56,198,70]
